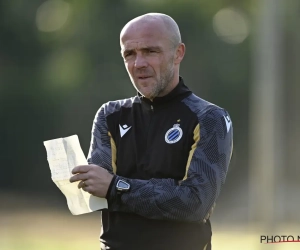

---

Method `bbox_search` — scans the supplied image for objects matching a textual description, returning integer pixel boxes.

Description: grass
[1,208,100,250]
[1,193,299,250]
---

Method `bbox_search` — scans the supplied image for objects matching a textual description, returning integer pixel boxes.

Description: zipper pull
[150,105,154,111]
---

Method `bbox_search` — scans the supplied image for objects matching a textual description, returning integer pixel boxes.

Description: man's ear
[174,43,185,65]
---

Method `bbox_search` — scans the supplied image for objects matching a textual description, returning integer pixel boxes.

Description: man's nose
[134,54,148,68]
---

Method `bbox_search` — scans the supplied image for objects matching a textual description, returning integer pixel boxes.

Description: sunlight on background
[42,48,90,89]
[212,7,250,44]
[36,0,70,32]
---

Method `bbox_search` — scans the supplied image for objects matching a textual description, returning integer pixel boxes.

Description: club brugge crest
[165,124,183,144]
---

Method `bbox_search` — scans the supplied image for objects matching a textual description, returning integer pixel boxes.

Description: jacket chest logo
[119,124,131,137]
[165,124,183,144]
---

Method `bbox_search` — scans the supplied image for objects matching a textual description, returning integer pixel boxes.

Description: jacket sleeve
[87,105,116,174]
[107,108,233,223]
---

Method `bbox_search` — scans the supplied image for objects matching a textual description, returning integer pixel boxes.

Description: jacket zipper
[145,104,154,159]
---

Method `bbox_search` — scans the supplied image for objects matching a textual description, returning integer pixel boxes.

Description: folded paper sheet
[43,135,107,215]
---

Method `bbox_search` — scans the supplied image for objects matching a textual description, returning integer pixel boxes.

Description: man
[70,13,233,250]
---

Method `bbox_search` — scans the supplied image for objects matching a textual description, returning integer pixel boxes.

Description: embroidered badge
[165,124,183,144]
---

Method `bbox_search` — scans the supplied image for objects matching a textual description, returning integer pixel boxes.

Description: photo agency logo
[261,235,300,244]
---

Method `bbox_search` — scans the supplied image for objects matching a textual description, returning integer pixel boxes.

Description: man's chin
[138,88,156,99]
[140,91,153,99]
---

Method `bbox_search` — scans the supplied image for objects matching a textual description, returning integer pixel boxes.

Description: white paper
[43,135,108,215]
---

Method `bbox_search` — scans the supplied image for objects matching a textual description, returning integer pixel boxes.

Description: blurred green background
[1,0,299,249]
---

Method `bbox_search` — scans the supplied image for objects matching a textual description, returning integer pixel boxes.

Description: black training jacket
[87,77,233,250]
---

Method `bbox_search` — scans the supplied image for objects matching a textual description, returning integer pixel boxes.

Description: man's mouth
[138,76,151,79]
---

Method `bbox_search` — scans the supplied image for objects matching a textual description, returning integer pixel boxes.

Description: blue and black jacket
[87,76,233,250]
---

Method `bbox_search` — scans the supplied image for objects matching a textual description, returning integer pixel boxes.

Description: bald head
[119,13,185,100]
[120,13,182,50]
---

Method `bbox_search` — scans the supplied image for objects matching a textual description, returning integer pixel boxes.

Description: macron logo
[224,115,232,132]
[119,124,132,138]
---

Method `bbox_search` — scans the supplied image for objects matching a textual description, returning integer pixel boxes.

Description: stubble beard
[149,60,175,100]
[130,57,175,100]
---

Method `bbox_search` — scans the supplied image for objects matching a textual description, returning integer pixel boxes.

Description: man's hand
[69,164,114,198]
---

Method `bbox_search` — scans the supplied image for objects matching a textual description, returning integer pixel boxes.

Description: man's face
[120,21,176,100]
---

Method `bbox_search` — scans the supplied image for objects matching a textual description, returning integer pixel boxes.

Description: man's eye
[124,52,133,57]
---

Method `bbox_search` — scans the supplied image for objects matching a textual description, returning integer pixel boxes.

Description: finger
[82,185,92,194]
[78,180,88,189]
[69,173,88,183]
[72,165,91,175]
